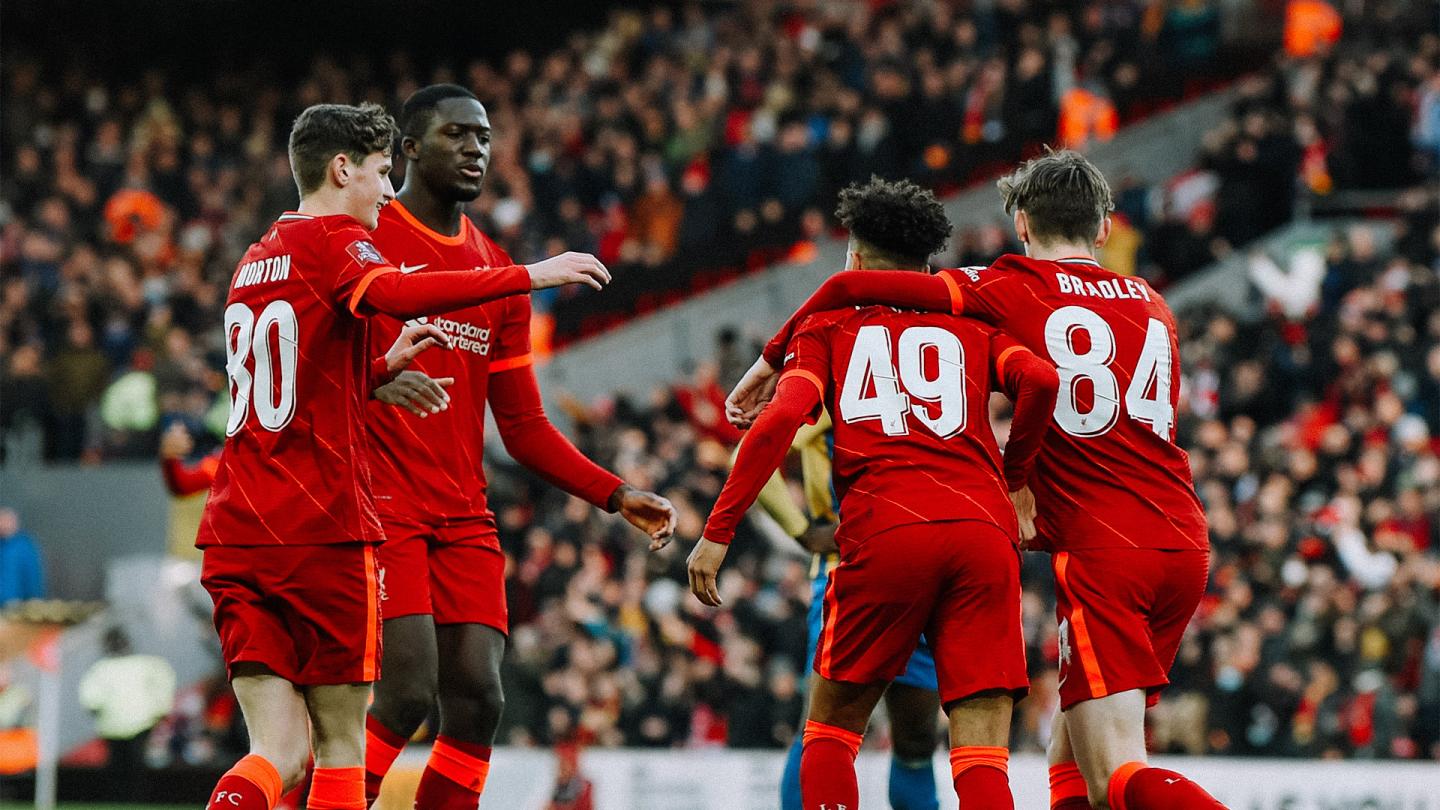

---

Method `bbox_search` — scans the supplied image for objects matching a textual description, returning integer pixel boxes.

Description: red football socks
[208,754,283,810]
[949,746,1013,809]
[307,767,365,810]
[1049,761,1091,809]
[799,720,862,810]
[1109,761,1226,810]
[363,715,408,805]
[413,736,492,809]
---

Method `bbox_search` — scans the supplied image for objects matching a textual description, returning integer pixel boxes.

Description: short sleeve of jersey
[490,294,534,373]
[482,242,532,374]
[779,313,836,422]
[315,220,398,315]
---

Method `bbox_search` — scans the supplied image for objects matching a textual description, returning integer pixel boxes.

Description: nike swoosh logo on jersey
[399,263,428,274]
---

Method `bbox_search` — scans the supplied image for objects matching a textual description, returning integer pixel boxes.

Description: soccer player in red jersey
[730,151,1225,810]
[358,85,677,810]
[686,178,1059,810]
[198,102,613,810]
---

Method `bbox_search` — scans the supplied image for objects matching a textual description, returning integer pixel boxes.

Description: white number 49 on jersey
[837,325,967,439]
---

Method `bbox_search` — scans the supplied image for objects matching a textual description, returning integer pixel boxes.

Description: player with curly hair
[687,176,1060,810]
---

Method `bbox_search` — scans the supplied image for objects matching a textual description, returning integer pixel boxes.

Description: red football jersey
[941,254,1207,551]
[784,306,1021,548]
[198,213,394,547]
[364,201,530,523]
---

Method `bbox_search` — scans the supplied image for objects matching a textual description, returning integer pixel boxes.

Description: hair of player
[287,102,398,195]
[400,84,481,140]
[997,147,1115,245]
[834,176,952,266]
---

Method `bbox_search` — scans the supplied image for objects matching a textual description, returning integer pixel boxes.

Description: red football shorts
[377,514,508,632]
[1053,547,1209,710]
[201,543,381,686]
[815,519,1028,706]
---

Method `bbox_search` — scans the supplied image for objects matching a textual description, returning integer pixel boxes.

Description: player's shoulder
[983,253,1053,278]
[469,222,516,267]
[795,306,860,338]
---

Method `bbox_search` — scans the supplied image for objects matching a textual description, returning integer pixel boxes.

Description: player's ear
[1094,215,1113,249]
[1013,210,1029,245]
[330,153,351,189]
[401,134,421,162]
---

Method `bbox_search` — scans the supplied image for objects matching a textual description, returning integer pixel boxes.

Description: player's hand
[612,484,678,550]
[798,523,839,555]
[1010,486,1038,548]
[375,371,455,418]
[526,252,611,291]
[687,538,729,607]
[159,422,194,460]
[725,357,779,429]
[385,322,452,375]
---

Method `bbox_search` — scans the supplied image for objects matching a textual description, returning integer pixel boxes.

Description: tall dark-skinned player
[360,84,677,808]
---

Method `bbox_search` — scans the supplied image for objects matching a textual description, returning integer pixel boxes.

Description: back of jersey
[944,254,1207,551]
[784,306,1016,549]
[198,213,387,547]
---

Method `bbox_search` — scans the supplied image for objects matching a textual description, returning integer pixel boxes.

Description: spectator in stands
[78,626,177,799]
[0,507,44,607]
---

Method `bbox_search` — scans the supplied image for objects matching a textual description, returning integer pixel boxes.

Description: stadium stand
[1,1,1438,802]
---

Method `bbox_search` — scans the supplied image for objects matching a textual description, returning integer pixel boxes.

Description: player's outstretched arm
[354,253,609,321]
[758,271,958,369]
[489,363,675,546]
[693,375,821,606]
[992,337,1060,544]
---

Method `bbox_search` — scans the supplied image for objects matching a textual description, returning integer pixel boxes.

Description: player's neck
[1025,241,1097,262]
[396,185,464,238]
[296,189,349,220]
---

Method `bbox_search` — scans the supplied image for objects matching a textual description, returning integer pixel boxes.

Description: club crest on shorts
[1057,618,1072,668]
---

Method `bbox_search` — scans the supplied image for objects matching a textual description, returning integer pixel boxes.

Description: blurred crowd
[1,0,1265,463]
[3,0,1437,465]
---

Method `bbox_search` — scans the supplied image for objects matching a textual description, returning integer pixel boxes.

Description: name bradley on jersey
[1054,271,1152,302]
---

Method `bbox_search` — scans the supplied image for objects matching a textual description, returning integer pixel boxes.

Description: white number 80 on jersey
[224,301,299,435]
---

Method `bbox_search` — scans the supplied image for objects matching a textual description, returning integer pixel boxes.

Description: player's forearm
[489,366,623,510]
[762,272,956,368]
[161,457,215,497]
[359,265,530,319]
[703,379,815,544]
[999,352,1059,491]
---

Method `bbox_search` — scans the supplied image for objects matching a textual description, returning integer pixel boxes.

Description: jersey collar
[277,212,313,222]
[1055,256,1101,267]
[388,200,470,247]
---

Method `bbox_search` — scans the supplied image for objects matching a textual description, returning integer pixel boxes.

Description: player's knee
[475,677,505,727]
[383,680,438,732]
[265,744,310,791]
[441,675,505,737]
[890,721,937,761]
